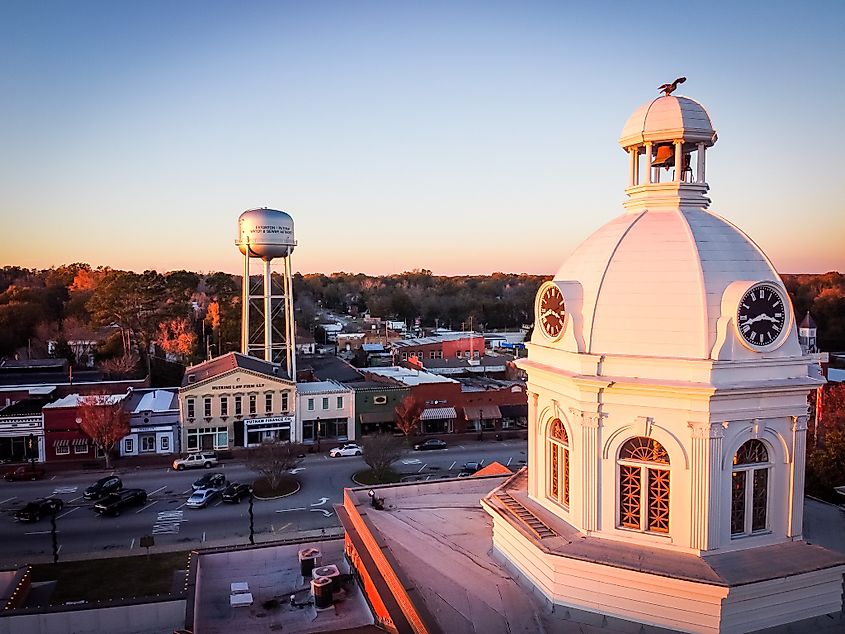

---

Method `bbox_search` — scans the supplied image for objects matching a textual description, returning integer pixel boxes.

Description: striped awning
[420,407,457,421]
[53,439,69,448]
[465,405,502,420]
[72,438,88,448]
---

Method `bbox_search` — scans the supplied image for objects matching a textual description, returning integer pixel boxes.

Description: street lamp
[316,417,322,453]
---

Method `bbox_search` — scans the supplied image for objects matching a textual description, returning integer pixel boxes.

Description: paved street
[0,439,527,566]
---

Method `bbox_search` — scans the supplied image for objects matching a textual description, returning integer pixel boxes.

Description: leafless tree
[99,353,140,379]
[362,433,406,483]
[77,393,131,468]
[394,395,424,444]
[247,441,304,491]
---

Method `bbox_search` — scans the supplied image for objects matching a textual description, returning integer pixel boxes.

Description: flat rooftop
[339,475,845,634]
[189,540,378,634]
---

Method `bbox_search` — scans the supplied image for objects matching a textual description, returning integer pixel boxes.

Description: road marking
[137,500,159,514]
[401,458,421,465]
[417,464,427,473]
[0,496,16,505]
[166,467,171,473]
[24,530,54,535]
[213,500,222,507]
[290,467,305,474]
[68,495,83,503]
[458,445,466,450]
[57,545,62,554]
[449,461,456,470]
[202,531,206,543]
[310,508,333,518]
[148,486,166,496]
[130,538,135,550]
[176,502,187,510]
[53,486,78,495]
[279,522,291,531]
[152,510,186,535]
[57,507,80,520]
[50,476,56,481]
[276,507,306,513]
[310,497,329,507]
[182,488,192,494]
[506,457,512,466]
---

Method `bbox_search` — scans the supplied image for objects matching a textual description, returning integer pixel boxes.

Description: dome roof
[619,95,716,149]
[553,208,782,359]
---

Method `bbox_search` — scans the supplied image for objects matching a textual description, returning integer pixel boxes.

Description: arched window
[618,437,670,534]
[731,439,769,537]
[547,419,570,508]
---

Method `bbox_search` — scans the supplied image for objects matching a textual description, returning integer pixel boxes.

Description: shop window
[125,438,134,453]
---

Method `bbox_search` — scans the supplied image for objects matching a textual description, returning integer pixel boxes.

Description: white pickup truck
[172,451,218,471]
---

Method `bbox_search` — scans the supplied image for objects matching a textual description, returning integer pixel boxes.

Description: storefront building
[350,381,409,437]
[0,397,49,463]
[120,388,179,456]
[296,380,354,444]
[179,353,296,451]
[42,393,127,463]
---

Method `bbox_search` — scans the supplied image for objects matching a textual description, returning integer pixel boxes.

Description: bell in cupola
[651,144,675,169]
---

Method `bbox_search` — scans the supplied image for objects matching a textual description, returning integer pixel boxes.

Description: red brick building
[391,333,486,364]
[42,393,128,463]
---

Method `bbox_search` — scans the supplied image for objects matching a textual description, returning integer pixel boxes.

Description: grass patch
[251,474,299,498]
[30,550,190,605]
[353,468,403,485]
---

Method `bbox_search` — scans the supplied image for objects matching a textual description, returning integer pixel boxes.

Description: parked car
[186,488,220,509]
[15,498,64,522]
[459,461,484,477]
[83,476,122,500]
[329,443,362,457]
[3,466,46,482]
[93,489,147,516]
[413,438,447,451]
[172,451,218,471]
[222,482,251,503]
[192,472,226,491]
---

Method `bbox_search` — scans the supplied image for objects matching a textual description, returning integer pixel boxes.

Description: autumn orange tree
[77,393,130,469]
[394,395,424,444]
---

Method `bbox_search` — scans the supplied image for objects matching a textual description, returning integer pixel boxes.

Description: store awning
[73,438,89,448]
[53,439,69,448]
[420,407,457,421]
[359,412,394,425]
[499,404,528,419]
[464,405,502,420]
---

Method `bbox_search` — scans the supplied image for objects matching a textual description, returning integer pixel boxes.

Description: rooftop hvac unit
[311,576,333,610]
[313,564,341,593]
[298,547,322,577]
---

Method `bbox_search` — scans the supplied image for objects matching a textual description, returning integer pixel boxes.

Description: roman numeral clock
[736,282,788,350]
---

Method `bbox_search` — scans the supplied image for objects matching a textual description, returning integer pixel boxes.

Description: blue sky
[1,1,843,275]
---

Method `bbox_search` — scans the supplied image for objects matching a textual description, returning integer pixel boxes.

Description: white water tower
[236,208,297,378]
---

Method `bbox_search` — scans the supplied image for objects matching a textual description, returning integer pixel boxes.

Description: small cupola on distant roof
[619,77,718,211]
[798,311,818,354]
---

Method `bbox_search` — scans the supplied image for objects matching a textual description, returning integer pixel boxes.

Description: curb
[252,479,301,501]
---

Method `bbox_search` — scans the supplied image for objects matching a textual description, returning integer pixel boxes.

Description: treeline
[1,265,842,373]
[0,265,547,371]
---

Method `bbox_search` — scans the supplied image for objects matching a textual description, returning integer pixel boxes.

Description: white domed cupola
[619,77,717,211]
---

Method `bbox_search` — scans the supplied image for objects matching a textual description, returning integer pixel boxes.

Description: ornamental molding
[688,421,724,439]
[791,415,808,432]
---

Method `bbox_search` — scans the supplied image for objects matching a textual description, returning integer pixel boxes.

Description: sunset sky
[1,1,843,276]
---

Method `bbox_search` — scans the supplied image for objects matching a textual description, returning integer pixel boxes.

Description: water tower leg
[263,259,273,362]
[284,256,296,379]
[241,251,250,354]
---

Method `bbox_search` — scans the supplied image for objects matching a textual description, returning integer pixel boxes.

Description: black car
[84,476,122,500]
[192,472,226,491]
[15,498,64,522]
[459,461,484,476]
[414,438,447,451]
[93,489,147,516]
[222,482,251,503]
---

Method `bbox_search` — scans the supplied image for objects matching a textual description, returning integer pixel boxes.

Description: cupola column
[628,148,638,186]
[688,422,724,551]
[644,142,653,184]
[674,140,684,183]
[573,408,601,532]
[696,142,706,183]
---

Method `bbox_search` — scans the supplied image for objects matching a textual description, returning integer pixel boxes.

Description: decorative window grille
[731,439,770,537]
[618,436,670,533]
[547,418,570,508]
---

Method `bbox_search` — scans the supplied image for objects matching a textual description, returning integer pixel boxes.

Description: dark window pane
[731,470,746,535]
[752,468,768,532]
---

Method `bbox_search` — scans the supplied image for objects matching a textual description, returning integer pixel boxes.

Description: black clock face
[737,284,787,348]
[539,284,566,339]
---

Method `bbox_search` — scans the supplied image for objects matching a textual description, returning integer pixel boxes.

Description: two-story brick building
[179,353,296,450]
[42,393,127,463]
[390,332,486,364]
[295,380,354,444]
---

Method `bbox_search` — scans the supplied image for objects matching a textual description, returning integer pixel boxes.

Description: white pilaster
[689,421,723,551]
[528,391,540,499]
[788,416,808,538]
[576,409,601,532]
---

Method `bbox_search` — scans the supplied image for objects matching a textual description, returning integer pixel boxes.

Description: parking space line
[418,464,427,473]
[0,497,16,505]
[176,501,187,510]
[136,500,159,514]
[148,486,166,496]
[213,500,223,507]
[24,530,53,535]
[202,531,206,543]
[449,461,456,470]
[507,457,512,466]
[130,538,135,550]
[57,507,79,520]
[182,489,192,495]
[68,495,83,503]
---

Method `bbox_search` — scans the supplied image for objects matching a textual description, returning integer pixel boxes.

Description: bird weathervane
[659,77,686,96]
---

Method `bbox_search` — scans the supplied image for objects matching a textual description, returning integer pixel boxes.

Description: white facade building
[483,88,845,633]
[296,380,354,444]
[121,388,179,456]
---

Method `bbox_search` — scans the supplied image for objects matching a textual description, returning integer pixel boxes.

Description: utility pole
[50,511,59,564]
[248,490,255,545]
